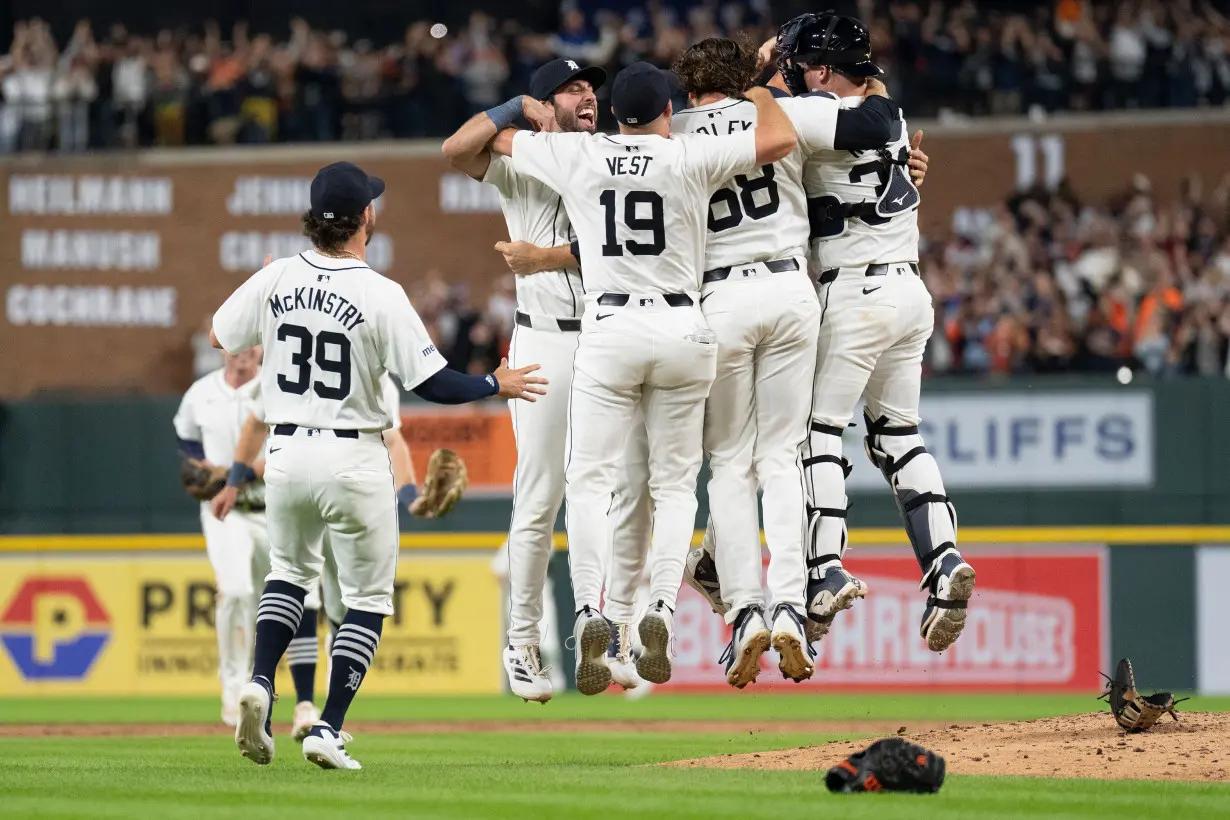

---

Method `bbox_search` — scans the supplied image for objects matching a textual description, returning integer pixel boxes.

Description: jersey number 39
[277,323,352,399]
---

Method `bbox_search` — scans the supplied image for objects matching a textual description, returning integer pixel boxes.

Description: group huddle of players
[443,11,976,702]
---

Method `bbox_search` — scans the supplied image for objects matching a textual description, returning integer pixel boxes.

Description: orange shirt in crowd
[1135,286,1183,341]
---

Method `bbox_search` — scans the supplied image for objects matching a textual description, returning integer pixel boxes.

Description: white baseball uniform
[212,250,446,617]
[483,155,652,645]
[173,367,321,711]
[671,94,859,621]
[800,96,952,575]
[242,373,403,627]
[508,127,757,613]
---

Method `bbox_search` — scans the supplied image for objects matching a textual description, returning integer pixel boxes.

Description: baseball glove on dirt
[1099,657,1188,733]
[826,738,946,794]
[180,458,228,501]
[409,449,468,518]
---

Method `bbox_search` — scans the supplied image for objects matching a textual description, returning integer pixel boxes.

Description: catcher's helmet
[776,12,882,97]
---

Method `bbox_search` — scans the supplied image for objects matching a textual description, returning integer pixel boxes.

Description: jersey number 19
[600,189,665,256]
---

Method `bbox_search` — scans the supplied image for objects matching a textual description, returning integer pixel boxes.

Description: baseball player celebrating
[779,13,975,652]
[174,348,323,736]
[669,36,914,688]
[442,58,651,700]
[211,161,544,770]
[488,62,798,690]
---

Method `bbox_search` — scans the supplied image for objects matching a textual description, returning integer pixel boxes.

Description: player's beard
[554,101,597,133]
[364,213,377,246]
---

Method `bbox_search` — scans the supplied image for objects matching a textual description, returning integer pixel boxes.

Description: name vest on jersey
[268,286,367,331]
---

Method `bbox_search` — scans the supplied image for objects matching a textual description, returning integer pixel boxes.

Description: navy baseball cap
[529,58,607,101]
[611,62,677,126]
[310,161,385,220]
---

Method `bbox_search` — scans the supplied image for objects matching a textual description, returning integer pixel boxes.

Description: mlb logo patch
[639,298,654,307]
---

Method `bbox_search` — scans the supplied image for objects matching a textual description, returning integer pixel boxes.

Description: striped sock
[320,609,384,731]
[287,609,319,704]
[252,580,306,685]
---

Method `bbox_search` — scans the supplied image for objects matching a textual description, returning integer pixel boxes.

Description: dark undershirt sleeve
[411,367,500,405]
[833,96,895,152]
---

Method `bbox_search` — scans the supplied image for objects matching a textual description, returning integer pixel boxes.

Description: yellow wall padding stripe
[0,525,1227,553]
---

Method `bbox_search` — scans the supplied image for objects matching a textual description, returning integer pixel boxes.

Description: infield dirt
[668,712,1230,781]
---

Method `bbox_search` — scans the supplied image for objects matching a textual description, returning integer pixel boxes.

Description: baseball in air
[1116,366,1133,385]
[430,23,448,39]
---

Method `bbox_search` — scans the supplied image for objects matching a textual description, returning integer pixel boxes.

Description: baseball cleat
[572,607,613,696]
[920,550,976,652]
[720,606,770,689]
[770,604,815,682]
[635,600,675,685]
[683,548,729,615]
[234,678,275,765]
[291,700,320,741]
[503,644,553,703]
[607,621,645,691]
[302,722,361,770]
[806,564,868,643]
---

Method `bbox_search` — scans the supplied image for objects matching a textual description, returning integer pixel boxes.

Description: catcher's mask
[776,11,883,97]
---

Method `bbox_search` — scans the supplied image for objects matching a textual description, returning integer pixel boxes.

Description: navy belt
[272,424,358,439]
[234,501,266,513]
[515,310,581,332]
[818,262,919,285]
[597,292,694,307]
[703,257,800,284]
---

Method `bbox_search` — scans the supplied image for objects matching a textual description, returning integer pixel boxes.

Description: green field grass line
[0,733,1226,820]
[3,692,1229,726]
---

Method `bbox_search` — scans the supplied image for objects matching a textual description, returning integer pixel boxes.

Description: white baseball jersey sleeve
[802,96,921,269]
[510,129,757,294]
[671,96,812,269]
[212,251,446,430]
[484,155,583,318]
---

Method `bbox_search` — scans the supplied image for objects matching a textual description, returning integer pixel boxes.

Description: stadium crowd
[14,2,1227,381]
[189,170,1230,381]
[4,0,1230,152]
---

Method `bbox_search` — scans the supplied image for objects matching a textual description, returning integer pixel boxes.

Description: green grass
[2,695,1229,819]
[7,692,1230,724]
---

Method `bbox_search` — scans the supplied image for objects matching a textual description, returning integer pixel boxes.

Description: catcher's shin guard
[862,409,959,581]
[802,420,852,577]
[801,421,866,640]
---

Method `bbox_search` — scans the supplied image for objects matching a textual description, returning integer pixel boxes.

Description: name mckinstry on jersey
[212,250,447,431]
[804,95,921,269]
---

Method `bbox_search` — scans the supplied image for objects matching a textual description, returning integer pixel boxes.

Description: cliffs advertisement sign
[668,546,1107,692]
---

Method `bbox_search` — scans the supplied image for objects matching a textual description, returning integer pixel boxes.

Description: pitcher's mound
[667,711,1230,781]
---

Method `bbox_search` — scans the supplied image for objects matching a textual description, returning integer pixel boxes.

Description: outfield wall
[0,531,1225,697]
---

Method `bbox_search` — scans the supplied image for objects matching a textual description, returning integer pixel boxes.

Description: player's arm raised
[442,96,556,180]
[746,85,798,165]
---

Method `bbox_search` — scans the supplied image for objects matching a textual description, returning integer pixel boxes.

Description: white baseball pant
[263,429,398,616]
[806,264,953,571]
[700,261,819,622]
[505,315,652,645]
[565,295,717,615]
